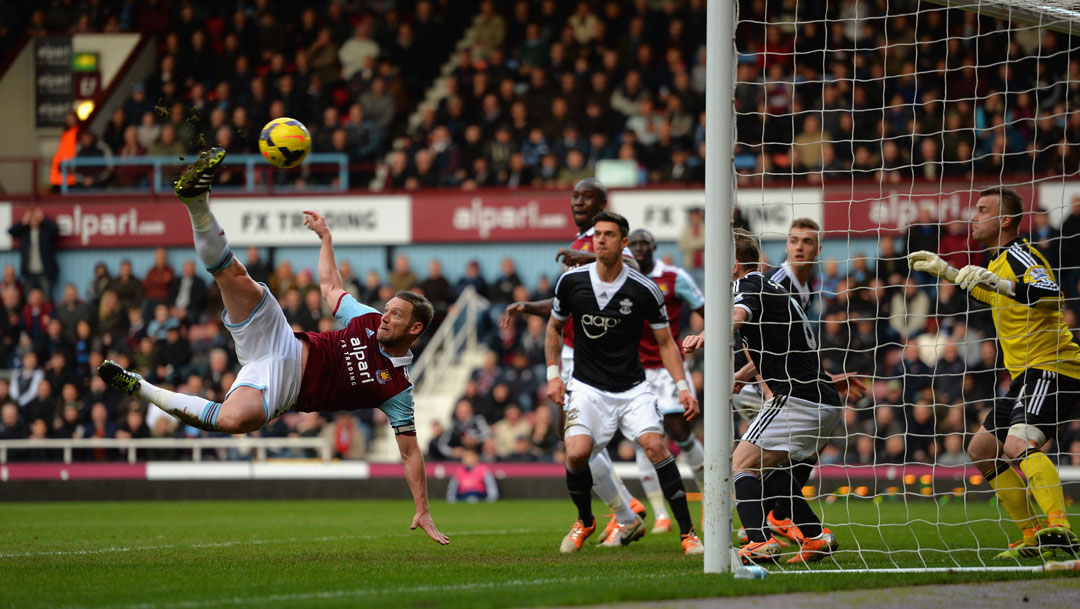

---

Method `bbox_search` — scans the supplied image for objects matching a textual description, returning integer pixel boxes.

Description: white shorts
[564,378,662,453]
[741,394,841,462]
[222,283,303,423]
[733,383,765,420]
[645,364,696,416]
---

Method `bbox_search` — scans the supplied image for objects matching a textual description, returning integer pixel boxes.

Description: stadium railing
[409,285,488,395]
[58,153,351,194]
[0,436,333,464]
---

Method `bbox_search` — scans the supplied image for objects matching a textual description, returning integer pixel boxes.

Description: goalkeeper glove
[955,264,1011,294]
[908,250,950,279]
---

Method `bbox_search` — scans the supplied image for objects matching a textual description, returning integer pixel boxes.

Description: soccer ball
[259,118,311,169]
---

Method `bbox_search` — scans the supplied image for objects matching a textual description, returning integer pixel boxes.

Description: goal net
[724,0,1080,572]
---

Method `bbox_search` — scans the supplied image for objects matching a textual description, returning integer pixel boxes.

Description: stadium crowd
[7,0,1078,193]
[4,207,1080,466]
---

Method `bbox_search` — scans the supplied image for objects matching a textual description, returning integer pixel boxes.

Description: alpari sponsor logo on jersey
[581,313,621,338]
[341,337,374,386]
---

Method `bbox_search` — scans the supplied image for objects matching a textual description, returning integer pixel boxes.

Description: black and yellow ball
[258,117,311,169]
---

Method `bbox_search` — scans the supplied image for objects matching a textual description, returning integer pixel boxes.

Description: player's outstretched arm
[544,315,567,406]
[395,432,450,545]
[653,326,699,421]
[499,298,554,328]
[303,210,347,307]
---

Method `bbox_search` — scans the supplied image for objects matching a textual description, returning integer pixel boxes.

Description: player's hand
[955,265,998,292]
[679,390,699,421]
[499,302,525,328]
[682,332,704,353]
[907,251,948,278]
[829,372,866,401]
[302,210,329,239]
[556,248,593,268]
[547,376,566,406]
[411,511,450,545]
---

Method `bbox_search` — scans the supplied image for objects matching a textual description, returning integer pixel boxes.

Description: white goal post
[704,0,1080,574]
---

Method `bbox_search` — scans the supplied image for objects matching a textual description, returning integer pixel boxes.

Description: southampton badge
[619,298,633,315]
[376,369,392,384]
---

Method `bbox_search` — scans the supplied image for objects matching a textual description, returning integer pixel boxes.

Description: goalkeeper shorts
[986,368,1080,444]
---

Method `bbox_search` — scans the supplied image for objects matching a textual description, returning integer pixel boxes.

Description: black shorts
[985,368,1080,444]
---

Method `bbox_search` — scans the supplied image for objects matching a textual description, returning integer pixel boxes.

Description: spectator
[446,449,499,502]
[438,399,491,460]
[339,21,379,81]
[472,0,506,57]
[142,248,175,312]
[10,351,44,408]
[54,284,92,342]
[7,207,60,301]
[0,401,27,439]
[319,413,367,459]
[109,260,144,313]
[168,261,208,324]
[420,260,452,322]
[889,278,931,340]
[244,247,271,286]
[937,433,968,466]
[491,404,531,459]
[77,402,119,461]
[677,207,706,287]
[388,254,418,292]
[489,258,522,304]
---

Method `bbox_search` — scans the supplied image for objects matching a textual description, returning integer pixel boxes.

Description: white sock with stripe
[590,450,638,525]
[135,379,221,432]
[182,192,234,273]
[676,435,706,492]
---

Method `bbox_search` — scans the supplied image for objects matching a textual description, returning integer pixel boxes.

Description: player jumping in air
[547,211,703,555]
[501,178,650,547]
[625,229,706,536]
[684,230,841,564]
[909,186,1080,559]
[97,148,449,545]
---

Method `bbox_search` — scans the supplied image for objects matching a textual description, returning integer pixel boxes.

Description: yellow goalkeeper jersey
[969,238,1080,381]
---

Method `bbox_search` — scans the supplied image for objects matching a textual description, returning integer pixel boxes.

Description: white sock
[677,435,706,492]
[183,193,234,273]
[636,446,670,520]
[136,379,222,432]
[590,450,637,525]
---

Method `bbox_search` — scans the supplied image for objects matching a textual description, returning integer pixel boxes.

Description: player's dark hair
[980,184,1019,226]
[789,217,821,244]
[395,290,434,336]
[979,185,1024,227]
[592,210,630,238]
[734,229,760,266]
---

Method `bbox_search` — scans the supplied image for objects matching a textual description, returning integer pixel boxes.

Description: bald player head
[571,178,609,232]
[628,229,658,273]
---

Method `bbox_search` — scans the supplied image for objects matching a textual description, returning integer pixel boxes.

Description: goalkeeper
[909,186,1079,559]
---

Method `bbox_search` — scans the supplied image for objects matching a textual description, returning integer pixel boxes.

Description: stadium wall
[3,462,1078,502]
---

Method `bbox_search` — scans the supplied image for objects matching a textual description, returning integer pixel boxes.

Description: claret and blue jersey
[293,293,417,435]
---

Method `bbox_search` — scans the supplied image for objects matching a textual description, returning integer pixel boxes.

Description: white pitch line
[0,528,543,559]
[55,572,681,609]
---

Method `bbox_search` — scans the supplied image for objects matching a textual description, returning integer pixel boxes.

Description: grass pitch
[1,498,1076,609]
